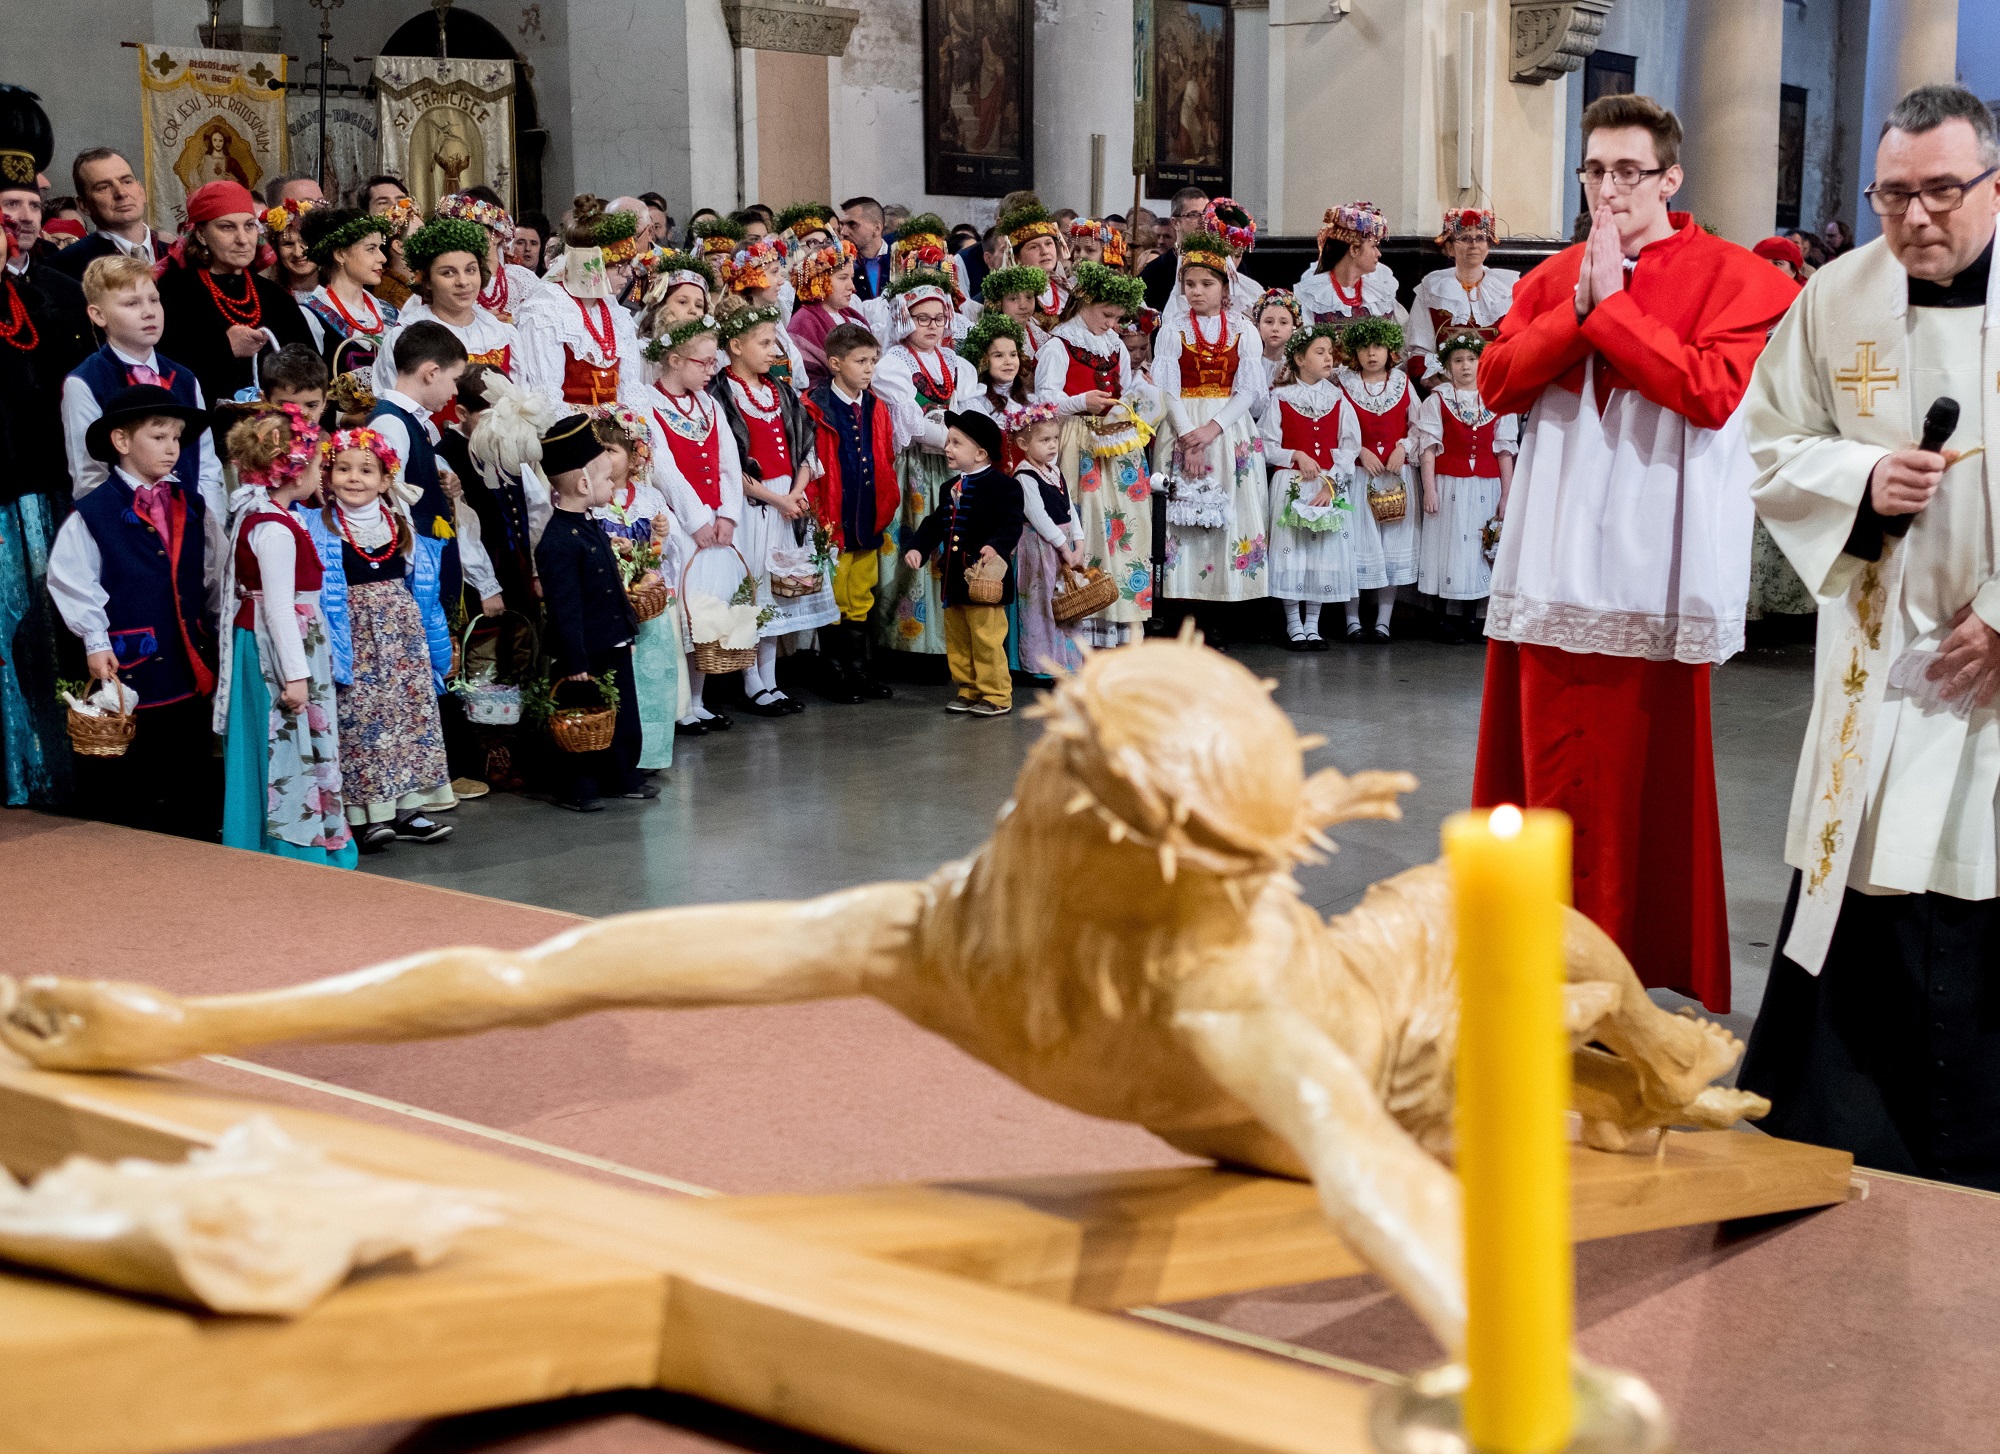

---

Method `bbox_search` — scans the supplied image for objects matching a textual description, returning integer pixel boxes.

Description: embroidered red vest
[232,509,324,630]
[1438,403,1501,479]
[655,392,722,507]
[1346,383,1411,461]
[563,348,620,406]
[1277,401,1343,471]
[1062,342,1121,399]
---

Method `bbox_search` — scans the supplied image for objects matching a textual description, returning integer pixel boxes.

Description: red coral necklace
[201,269,263,330]
[0,280,38,353]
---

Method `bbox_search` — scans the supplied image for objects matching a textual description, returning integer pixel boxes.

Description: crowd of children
[6,105,1528,842]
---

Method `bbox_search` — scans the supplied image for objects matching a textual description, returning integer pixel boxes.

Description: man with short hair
[47,148,167,277]
[358,174,408,214]
[1473,93,1798,1015]
[840,196,890,301]
[264,174,324,208]
[0,147,93,367]
[1740,83,2000,1191]
[1139,186,1208,309]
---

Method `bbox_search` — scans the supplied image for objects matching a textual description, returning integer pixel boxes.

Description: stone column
[1857,0,1960,240]
[722,0,859,208]
[1673,0,1784,247]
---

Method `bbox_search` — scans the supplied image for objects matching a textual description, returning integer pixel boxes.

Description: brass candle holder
[1371,1360,1674,1454]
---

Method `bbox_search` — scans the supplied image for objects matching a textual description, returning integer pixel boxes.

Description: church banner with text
[373,57,515,218]
[137,45,290,232]
[287,94,382,207]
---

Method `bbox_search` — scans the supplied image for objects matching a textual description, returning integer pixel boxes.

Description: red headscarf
[1752,235,1805,273]
[186,180,258,225]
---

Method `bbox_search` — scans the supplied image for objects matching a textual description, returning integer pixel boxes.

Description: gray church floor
[364,638,1820,1042]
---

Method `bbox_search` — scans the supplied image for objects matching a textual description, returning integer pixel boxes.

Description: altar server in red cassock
[1473,93,1798,1013]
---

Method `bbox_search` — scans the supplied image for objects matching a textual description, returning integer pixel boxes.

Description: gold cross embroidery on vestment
[1834,341,1899,418]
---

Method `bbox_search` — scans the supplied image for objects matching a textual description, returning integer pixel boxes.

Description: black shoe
[391,812,454,842]
[1305,633,1329,652]
[1283,634,1308,651]
[778,694,805,714]
[1344,622,1364,644]
[674,718,709,737]
[1371,625,1393,645]
[703,710,734,731]
[554,795,604,812]
[359,822,396,851]
[619,781,662,800]
[847,625,894,699]
[742,689,790,718]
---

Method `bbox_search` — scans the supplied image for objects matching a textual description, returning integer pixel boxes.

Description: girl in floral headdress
[1407,208,1516,380]
[217,404,356,867]
[515,195,651,416]
[785,239,867,389]
[1153,230,1268,630]
[1412,331,1515,641]
[586,402,684,763]
[1335,314,1418,643]
[302,424,455,849]
[967,265,1049,366]
[299,208,402,377]
[995,201,1068,326]
[642,310,748,735]
[710,292,832,715]
[692,214,747,270]
[872,268,980,657]
[264,197,322,299]
[722,239,809,387]
[1033,261,1154,647]
[1196,198,1265,319]
[887,213,968,344]
[1250,287,1301,399]
[771,202,838,321]
[374,216,522,401]
[1296,202,1406,327]
[959,311,1032,426]
[637,249,718,335]
[1263,322,1360,650]
[432,187,544,327]
[1003,400,1086,677]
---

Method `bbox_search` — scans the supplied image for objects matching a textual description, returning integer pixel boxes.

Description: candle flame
[1489,804,1524,839]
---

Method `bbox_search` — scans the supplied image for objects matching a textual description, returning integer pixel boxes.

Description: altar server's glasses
[1575,165,1669,192]
[1864,165,2000,216]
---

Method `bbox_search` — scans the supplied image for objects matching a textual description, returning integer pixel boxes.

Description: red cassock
[1472,214,1797,1014]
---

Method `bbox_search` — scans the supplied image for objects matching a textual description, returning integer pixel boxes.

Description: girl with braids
[298,208,402,378]
[515,196,651,416]
[871,268,980,657]
[374,216,521,403]
[1032,261,1154,647]
[1153,230,1269,629]
[216,403,356,867]
[783,239,866,390]
[1335,315,1419,643]
[1295,202,1406,327]
[1262,322,1361,650]
[1411,331,1515,641]
[710,293,831,715]
[642,311,748,735]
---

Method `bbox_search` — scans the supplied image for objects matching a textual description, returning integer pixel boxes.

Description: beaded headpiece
[404,217,491,274]
[434,191,516,243]
[1253,288,1303,327]
[998,201,1059,251]
[1176,229,1235,278]
[980,264,1047,304]
[1436,329,1488,363]
[643,312,721,362]
[1282,321,1345,363]
[1340,314,1404,358]
[306,210,398,265]
[1318,202,1387,249]
[588,402,654,476]
[638,247,717,306]
[999,400,1061,436]
[788,239,855,303]
[233,402,324,487]
[693,215,746,260]
[1070,261,1146,315]
[717,302,783,342]
[958,309,1028,367]
[262,197,321,237]
[1436,207,1496,247]
[321,426,403,483]
[1202,199,1257,255]
[722,238,785,294]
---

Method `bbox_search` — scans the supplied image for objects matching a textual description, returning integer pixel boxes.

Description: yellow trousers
[944,604,1011,707]
[832,549,880,623]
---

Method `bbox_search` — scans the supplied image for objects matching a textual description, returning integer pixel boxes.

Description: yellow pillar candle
[1444,805,1574,1454]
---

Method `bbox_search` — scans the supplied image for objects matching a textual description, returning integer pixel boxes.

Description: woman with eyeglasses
[1471,91,1797,1021]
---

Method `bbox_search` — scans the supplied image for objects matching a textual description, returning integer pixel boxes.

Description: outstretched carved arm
[1173,1005,1467,1356]
[1,883,931,1072]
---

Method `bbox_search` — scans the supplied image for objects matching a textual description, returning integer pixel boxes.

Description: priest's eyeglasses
[1576,165,1668,192]
[1864,165,2000,216]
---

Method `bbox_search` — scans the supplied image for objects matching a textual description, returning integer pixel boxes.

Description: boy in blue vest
[61,255,224,515]
[47,384,225,838]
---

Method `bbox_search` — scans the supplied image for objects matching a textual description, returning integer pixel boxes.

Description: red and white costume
[515,284,652,417]
[1473,212,1798,1012]
[1294,264,1406,326]
[1412,383,1517,600]
[646,383,748,649]
[1408,266,1518,378]
[372,299,519,400]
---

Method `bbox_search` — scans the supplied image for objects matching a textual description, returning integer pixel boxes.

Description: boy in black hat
[533,413,655,812]
[902,410,1022,717]
[46,383,225,836]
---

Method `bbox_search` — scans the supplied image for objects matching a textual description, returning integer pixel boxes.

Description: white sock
[1345,600,1363,628]
[1372,589,1396,630]
[1283,600,1304,636]
[683,667,709,721]
[745,640,780,697]
[1300,602,1321,636]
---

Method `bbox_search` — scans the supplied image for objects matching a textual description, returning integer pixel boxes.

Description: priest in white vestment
[1740,84,2000,1192]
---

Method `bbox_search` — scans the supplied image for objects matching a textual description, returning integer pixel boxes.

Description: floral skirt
[223,623,356,867]
[1153,397,1269,603]
[875,446,950,655]
[1013,530,1086,677]
[338,582,449,811]
[1059,419,1153,627]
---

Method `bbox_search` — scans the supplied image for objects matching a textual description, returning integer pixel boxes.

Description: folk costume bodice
[1177,314,1239,399]
[1340,369,1412,462]
[1277,399,1346,471]
[727,374,795,487]
[1435,390,1501,479]
[653,385,723,508]
[231,508,323,630]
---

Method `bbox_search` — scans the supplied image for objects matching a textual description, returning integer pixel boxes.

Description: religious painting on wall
[923,0,1033,196]
[1143,0,1231,196]
[1776,84,1808,231]
[373,56,516,216]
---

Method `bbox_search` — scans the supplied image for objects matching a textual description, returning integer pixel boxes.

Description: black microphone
[1884,396,1959,538]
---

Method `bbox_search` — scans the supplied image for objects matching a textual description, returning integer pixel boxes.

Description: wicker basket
[769,573,822,599]
[683,543,758,675]
[1368,479,1408,525]
[627,572,670,623]
[448,611,537,725]
[965,572,1006,605]
[549,705,617,753]
[1051,564,1119,625]
[66,686,135,758]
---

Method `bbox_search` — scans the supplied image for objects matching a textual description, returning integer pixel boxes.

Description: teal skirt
[633,612,678,771]
[223,627,359,869]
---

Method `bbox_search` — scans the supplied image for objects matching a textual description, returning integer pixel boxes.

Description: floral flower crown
[643,312,721,362]
[1318,201,1387,249]
[638,247,717,304]
[958,309,1027,367]
[980,264,1047,304]
[1341,314,1404,358]
[382,195,420,231]
[717,302,783,341]
[1436,207,1495,247]
[693,215,746,259]
[789,238,855,302]
[999,400,1061,436]
[262,197,321,236]
[1070,260,1145,314]
[591,209,640,265]
[722,239,785,294]
[588,402,654,475]
[435,191,515,242]
[404,217,490,274]
[1176,229,1236,278]
[1436,329,1488,363]
[236,402,324,487]
[998,201,1058,250]
[306,211,398,265]
[1203,198,1257,255]
[775,202,835,238]
[1254,288,1303,327]
[327,370,376,417]
[321,426,402,480]
[1283,321,1345,362]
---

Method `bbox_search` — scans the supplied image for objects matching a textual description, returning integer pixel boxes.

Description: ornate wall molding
[721,0,862,57]
[1510,0,1614,84]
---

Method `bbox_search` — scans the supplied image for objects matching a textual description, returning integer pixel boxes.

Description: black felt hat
[85,385,209,464]
[0,85,53,195]
[944,409,1004,467]
[540,413,605,479]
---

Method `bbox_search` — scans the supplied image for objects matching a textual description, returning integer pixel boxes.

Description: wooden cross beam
[0,1060,1852,1454]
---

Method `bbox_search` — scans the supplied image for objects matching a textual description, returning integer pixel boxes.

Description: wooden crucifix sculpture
[0,633,1764,1356]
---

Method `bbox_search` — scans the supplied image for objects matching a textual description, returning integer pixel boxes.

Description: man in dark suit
[46,148,168,280]
[1139,186,1210,311]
